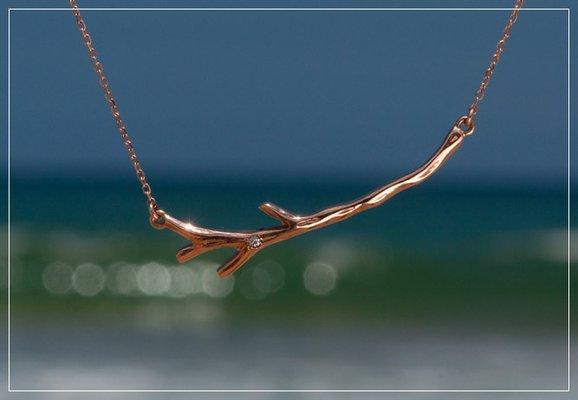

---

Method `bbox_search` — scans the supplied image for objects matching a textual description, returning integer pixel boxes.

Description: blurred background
[1,0,576,396]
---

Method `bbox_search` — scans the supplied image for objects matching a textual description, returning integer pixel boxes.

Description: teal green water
[9,177,568,236]
[4,178,572,390]
[5,178,570,325]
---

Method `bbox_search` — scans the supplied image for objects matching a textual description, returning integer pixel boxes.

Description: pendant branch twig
[151,118,469,277]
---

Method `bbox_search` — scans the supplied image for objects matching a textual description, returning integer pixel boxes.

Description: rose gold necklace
[69,0,524,277]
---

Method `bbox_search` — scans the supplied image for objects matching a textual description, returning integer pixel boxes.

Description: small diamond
[247,235,263,249]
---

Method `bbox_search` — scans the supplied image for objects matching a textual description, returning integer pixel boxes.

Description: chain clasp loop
[148,201,166,229]
[455,115,475,136]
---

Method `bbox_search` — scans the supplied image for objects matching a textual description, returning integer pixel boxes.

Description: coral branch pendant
[151,117,471,277]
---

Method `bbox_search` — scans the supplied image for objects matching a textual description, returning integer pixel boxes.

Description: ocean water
[2,177,573,392]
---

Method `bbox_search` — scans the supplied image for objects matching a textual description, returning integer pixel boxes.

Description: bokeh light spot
[42,262,73,295]
[202,267,234,298]
[168,266,202,298]
[303,261,337,296]
[136,262,170,296]
[72,263,106,296]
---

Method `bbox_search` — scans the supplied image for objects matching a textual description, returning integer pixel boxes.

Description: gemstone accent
[247,235,263,249]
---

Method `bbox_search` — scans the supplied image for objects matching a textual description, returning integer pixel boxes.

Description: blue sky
[2,1,573,185]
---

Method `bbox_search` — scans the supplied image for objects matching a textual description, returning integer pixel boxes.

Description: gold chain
[69,0,160,219]
[465,0,524,131]
[69,0,524,215]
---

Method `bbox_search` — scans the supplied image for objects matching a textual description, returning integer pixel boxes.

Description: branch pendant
[151,118,470,277]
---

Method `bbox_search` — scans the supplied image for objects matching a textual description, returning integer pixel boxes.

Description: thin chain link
[69,0,524,210]
[466,0,524,129]
[69,0,160,218]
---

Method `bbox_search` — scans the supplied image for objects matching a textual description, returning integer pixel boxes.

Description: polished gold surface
[151,118,467,276]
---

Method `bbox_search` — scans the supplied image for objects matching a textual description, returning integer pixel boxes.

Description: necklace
[69,0,524,277]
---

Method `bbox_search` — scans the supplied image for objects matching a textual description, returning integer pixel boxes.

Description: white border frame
[6,6,572,394]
